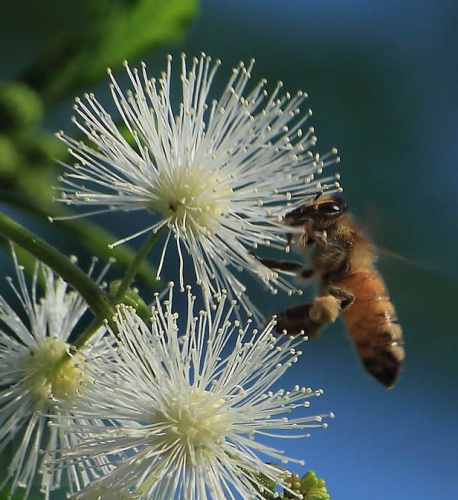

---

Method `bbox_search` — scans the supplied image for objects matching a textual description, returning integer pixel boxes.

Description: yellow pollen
[155,388,232,455]
[148,167,233,235]
[21,338,86,404]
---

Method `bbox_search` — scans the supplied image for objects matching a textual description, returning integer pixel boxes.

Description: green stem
[0,190,158,287]
[0,210,165,362]
[0,210,114,323]
[73,226,165,351]
[113,226,165,301]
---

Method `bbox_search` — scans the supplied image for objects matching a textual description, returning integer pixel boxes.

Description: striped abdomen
[337,270,405,388]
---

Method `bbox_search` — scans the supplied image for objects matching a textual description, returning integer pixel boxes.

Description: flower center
[148,167,233,235]
[21,338,86,405]
[156,388,232,456]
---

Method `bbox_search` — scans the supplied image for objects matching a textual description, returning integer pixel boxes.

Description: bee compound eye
[318,202,342,215]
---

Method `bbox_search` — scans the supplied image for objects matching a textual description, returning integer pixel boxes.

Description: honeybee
[258,194,405,388]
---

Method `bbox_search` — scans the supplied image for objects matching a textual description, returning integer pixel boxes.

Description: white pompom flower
[56,284,333,500]
[55,53,340,313]
[0,251,113,499]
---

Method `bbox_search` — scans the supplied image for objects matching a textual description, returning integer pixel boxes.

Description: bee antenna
[291,190,323,200]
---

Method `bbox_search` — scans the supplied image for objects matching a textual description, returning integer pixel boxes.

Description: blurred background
[0,0,457,498]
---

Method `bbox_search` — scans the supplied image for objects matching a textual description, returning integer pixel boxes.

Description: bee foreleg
[303,220,328,246]
[251,254,305,275]
[328,286,355,310]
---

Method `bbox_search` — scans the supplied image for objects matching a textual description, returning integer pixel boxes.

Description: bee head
[284,194,348,229]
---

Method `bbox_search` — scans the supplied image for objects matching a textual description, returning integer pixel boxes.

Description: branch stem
[0,211,114,322]
[74,227,165,351]
[0,210,165,358]
[113,226,165,301]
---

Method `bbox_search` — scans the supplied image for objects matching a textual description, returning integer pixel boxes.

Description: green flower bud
[0,134,20,176]
[300,471,330,500]
[0,82,43,131]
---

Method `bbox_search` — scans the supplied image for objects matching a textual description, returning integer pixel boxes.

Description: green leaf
[24,0,197,103]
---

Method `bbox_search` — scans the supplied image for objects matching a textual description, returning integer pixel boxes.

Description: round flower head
[55,54,340,313]
[0,251,113,499]
[57,284,332,500]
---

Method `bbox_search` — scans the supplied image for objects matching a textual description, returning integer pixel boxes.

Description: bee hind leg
[328,286,355,310]
[274,302,325,338]
[309,295,342,324]
[274,295,341,339]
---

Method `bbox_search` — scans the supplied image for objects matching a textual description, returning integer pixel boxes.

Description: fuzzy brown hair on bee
[256,193,405,388]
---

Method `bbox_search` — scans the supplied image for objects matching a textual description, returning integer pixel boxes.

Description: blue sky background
[1,0,457,498]
[148,4,458,497]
